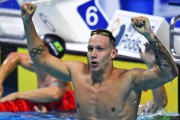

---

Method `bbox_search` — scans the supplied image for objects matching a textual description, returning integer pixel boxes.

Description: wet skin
[70,35,141,120]
[73,67,142,120]
[20,4,178,119]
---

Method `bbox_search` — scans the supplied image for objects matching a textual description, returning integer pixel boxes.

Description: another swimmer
[0,35,75,112]
[138,43,167,114]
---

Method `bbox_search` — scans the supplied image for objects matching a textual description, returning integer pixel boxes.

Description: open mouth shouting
[90,61,98,68]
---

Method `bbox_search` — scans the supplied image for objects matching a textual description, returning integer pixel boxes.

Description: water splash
[137,109,179,120]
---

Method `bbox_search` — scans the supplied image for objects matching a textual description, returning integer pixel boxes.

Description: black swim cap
[40,34,66,58]
[91,29,116,42]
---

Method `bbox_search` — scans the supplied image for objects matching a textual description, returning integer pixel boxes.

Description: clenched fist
[21,3,37,23]
[131,16,153,36]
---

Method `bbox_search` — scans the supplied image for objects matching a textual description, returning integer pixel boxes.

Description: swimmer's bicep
[42,55,72,81]
[133,68,165,90]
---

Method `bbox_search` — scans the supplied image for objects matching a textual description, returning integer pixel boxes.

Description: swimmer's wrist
[143,30,154,38]
[143,31,157,42]
[23,19,33,24]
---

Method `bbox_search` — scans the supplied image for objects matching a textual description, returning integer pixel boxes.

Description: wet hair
[90,29,116,49]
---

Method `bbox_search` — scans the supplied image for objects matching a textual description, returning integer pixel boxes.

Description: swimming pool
[0,111,179,120]
[137,109,179,120]
[0,111,77,120]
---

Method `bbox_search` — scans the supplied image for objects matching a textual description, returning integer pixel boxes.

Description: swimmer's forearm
[143,32,178,80]
[146,62,168,109]
[16,86,64,103]
[152,86,167,108]
[0,53,19,83]
[23,20,49,65]
[23,20,41,47]
[0,67,9,84]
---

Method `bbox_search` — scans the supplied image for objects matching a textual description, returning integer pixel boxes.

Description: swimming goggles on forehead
[90,29,116,42]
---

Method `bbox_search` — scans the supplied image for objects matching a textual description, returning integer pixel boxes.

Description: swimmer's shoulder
[115,68,145,77]
[115,68,128,75]
[120,68,145,81]
[66,61,89,72]
[66,61,88,67]
[129,68,145,73]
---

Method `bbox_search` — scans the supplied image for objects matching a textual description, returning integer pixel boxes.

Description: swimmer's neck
[91,67,114,83]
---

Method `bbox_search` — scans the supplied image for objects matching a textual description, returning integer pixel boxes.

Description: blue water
[137,109,180,120]
[0,111,179,120]
[0,111,77,120]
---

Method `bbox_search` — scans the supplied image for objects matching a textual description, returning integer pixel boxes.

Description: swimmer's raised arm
[131,16,178,89]
[140,43,167,108]
[21,3,72,81]
[138,43,167,114]
[0,52,37,97]
[0,52,37,81]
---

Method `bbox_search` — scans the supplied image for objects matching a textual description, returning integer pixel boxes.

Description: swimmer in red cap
[0,35,75,112]
[20,3,178,119]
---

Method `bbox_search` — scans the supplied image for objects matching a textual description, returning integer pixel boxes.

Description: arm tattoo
[149,36,177,80]
[30,45,46,57]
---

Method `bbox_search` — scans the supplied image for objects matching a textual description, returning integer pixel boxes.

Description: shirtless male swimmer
[21,3,178,120]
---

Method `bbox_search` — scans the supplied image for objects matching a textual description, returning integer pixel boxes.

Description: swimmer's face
[87,34,116,71]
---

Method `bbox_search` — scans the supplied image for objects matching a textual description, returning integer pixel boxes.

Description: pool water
[137,116,180,120]
[137,109,180,120]
[0,111,77,120]
[0,110,179,120]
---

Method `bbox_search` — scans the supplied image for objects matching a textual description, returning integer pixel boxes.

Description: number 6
[86,6,98,26]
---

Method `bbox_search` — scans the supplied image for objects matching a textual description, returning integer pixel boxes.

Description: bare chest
[73,78,133,119]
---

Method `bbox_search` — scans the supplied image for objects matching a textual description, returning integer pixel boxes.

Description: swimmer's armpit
[30,45,46,57]
[148,35,178,80]
[50,81,65,90]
